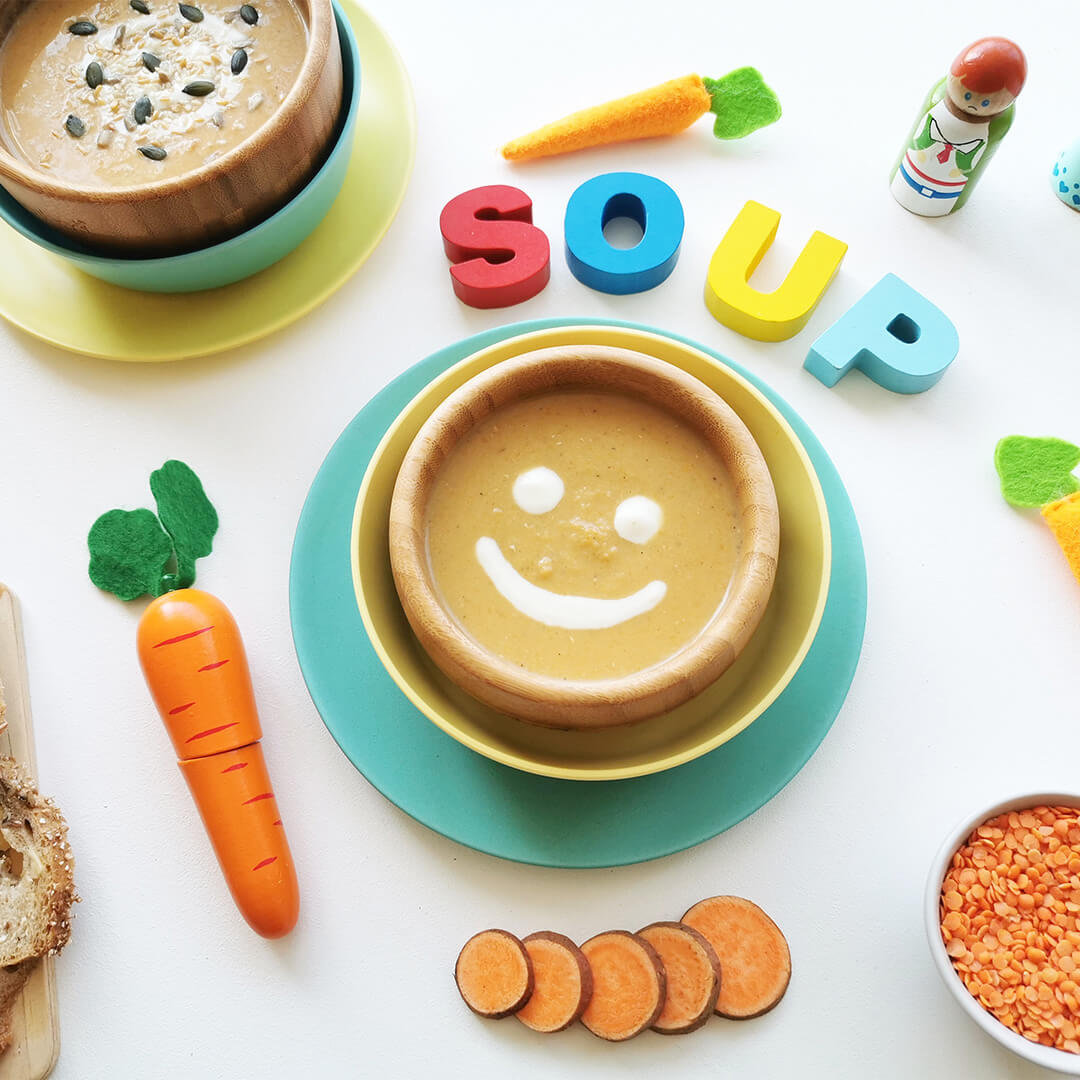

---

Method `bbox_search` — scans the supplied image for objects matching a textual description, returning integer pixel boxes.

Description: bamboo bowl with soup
[388,346,781,730]
[0,0,341,254]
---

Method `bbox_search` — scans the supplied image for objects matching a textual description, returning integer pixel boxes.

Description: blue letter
[804,273,958,394]
[564,172,684,295]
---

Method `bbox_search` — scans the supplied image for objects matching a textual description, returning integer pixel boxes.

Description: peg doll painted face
[945,38,1026,119]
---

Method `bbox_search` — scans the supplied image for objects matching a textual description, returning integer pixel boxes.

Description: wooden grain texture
[389,345,781,730]
[0,586,59,1080]
[0,0,343,255]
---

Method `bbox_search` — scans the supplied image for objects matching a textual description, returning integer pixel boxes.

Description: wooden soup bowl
[389,346,781,730]
[0,0,342,255]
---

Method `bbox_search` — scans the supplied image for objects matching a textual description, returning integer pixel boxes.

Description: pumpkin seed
[139,144,167,160]
[239,4,258,24]
[86,61,104,89]
[183,80,215,97]
[68,20,98,35]
[64,114,86,137]
[130,0,150,11]
[178,3,203,21]
[230,48,248,74]
[133,95,153,124]
[142,51,160,71]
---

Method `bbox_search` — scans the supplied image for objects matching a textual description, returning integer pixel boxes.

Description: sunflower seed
[239,4,258,24]
[112,22,126,45]
[64,114,86,137]
[223,9,237,20]
[96,126,115,148]
[183,80,215,96]
[211,108,224,127]
[130,0,150,11]
[141,51,160,71]
[85,61,104,89]
[123,114,137,131]
[178,3,203,21]
[230,48,247,74]
[247,91,263,111]
[139,144,167,160]
[157,69,171,84]
[68,20,98,35]
[133,95,153,123]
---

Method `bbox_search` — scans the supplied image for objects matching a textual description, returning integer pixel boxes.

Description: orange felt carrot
[138,589,299,939]
[88,461,299,939]
[500,67,781,162]
[1041,492,1080,585]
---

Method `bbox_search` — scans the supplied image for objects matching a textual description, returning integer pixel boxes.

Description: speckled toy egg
[1052,138,1080,210]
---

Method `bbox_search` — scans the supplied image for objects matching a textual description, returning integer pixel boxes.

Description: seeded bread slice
[0,757,76,968]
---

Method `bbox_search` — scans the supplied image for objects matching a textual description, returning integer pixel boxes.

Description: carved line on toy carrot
[87,461,300,939]
[500,67,781,162]
[995,435,1080,585]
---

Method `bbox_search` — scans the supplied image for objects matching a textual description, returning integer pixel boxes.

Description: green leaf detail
[88,508,174,601]
[704,67,782,140]
[994,436,1080,508]
[150,460,219,590]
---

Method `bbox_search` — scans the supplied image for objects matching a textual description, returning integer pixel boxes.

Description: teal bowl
[0,2,360,294]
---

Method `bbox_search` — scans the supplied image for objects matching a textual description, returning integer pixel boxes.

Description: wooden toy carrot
[88,461,299,939]
[500,68,781,162]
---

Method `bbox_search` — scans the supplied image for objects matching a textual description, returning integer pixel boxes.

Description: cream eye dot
[512,467,564,515]
[614,495,662,544]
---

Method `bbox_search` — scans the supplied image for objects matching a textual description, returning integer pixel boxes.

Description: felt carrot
[995,436,1080,585]
[88,461,299,939]
[500,67,781,162]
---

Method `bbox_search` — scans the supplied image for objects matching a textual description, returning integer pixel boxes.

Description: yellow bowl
[351,325,832,781]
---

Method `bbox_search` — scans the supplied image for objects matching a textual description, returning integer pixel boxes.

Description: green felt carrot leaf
[703,67,782,140]
[88,460,219,601]
[150,459,218,590]
[994,436,1080,508]
[88,508,175,601]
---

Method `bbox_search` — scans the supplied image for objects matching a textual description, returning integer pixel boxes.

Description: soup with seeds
[0,0,307,185]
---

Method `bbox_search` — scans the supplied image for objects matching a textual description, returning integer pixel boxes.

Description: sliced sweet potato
[515,932,594,1033]
[454,928,534,1018]
[681,896,790,1019]
[580,930,666,1041]
[638,921,722,1035]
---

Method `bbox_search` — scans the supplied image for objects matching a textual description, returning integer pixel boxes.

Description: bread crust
[0,757,77,964]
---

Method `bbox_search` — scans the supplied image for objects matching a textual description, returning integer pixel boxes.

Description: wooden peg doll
[890,37,1026,217]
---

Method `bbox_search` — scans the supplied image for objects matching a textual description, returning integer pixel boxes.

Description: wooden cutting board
[0,585,60,1080]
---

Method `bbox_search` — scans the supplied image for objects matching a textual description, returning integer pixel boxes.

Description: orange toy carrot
[501,67,781,162]
[88,461,298,939]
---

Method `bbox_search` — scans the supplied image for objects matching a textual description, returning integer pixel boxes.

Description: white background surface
[0,0,1077,1076]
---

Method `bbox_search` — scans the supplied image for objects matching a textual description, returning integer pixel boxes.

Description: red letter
[439,186,550,309]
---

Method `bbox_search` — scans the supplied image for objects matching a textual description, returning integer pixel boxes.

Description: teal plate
[289,319,867,868]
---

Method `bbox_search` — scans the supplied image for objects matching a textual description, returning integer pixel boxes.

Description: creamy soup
[0,0,307,185]
[424,391,742,681]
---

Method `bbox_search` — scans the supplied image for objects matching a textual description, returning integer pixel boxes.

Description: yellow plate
[0,0,414,362]
[351,325,832,781]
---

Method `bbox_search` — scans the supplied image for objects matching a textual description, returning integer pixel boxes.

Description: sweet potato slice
[638,921,722,1034]
[580,930,666,1041]
[682,896,790,1019]
[515,932,594,1033]
[455,929,534,1018]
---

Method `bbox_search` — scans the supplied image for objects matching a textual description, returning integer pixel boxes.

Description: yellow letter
[704,201,847,342]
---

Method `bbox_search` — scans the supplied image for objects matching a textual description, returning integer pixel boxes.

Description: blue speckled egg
[1052,138,1080,211]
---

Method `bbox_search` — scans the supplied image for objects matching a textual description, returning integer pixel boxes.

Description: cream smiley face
[475,467,667,630]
